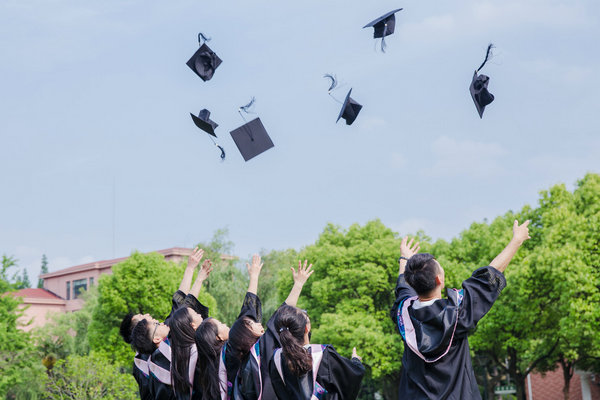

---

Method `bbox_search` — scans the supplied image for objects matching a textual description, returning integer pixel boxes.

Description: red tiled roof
[39,247,194,279]
[11,288,63,300]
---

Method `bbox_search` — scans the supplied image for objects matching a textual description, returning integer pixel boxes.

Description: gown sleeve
[390,274,418,328]
[455,266,507,335]
[237,292,263,322]
[184,293,210,319]
[164,290,187,326]
[317,345,366,400]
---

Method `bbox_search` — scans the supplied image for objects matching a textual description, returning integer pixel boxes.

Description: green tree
[38,254,49,288]
[88,251,217,368]
[15,268,31,289]
[44,353,138,400]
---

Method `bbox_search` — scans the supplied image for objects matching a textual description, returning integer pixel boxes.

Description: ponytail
[274,305,312,376]
[195,319,225,400]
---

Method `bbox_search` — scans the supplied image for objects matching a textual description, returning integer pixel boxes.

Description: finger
[303,259,308,269]
[246,263,250,270]
[401,236,407,246]
[415,245,421,253]
[408,238,414,248]
[523,219,531,227]
[514,220,519,229]
[307,270,315,277]
[290,267,296,275]
[306,264,313,273]
[259,262,264,269]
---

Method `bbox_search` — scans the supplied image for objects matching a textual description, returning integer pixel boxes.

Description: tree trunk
[507,347,527,400]
[559,357,574,400]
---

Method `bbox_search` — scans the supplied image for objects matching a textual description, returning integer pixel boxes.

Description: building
[12,247,196,330]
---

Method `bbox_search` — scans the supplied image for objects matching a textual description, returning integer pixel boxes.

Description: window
[66,281,71,300]
[89,277,94,286]
[73,279,87,299]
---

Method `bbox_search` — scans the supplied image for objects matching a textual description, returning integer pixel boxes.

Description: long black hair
[228,316,261,363]
[274,304,312,376]
[170,307,196,396]
[195,318,225,400]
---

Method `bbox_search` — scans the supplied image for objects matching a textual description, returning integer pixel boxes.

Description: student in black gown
[119,247,208,400]
[194,253,265,400]
[233,259,314,400]
[391,220,531,400]
[130,251,212,400]
[269,305,366,400]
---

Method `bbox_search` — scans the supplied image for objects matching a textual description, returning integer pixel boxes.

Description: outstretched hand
[352,347,362,361]
[246,254,263,278]
[513,220,531,244]
[188,247,204,269]
[291,260,314,286]
[400,236,420,259]
[197,259,213,281]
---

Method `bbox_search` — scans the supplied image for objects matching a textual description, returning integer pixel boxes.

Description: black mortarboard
[470,44,495,118]
[363,8,403,38]
[190,109,218,137]
[190,108,225,160]
[230,118,274,162]
[186,35,222,81]
[336,89,363,125]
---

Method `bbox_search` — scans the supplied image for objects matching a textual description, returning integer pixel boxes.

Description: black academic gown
[269,345,365,400]
[149,291,210,400]
[133,352,152,400]
[234,302,288,400]
[391,266,506,400]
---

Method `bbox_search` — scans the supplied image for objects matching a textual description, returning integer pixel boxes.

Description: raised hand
[512,220,531,244]
[400,236,420,259]
[188,247,205,269]
[246,254,263,278]
[291,260,314,286]
[197,259,213,282]
[352,347,362,361]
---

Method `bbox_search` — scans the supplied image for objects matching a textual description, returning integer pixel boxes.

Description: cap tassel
[381,23,388,53]
[477,43,494,72]
[198,32,211,45]
[323,74,343,104]
[216,144,226,160]
[238,97,256,140]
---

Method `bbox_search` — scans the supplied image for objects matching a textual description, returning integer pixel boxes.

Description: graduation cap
[190,109,225,160]
[186,33,222,82]
[336,89,363,125]
[363,8,403,51]
[470,44,495,118]
[229,98,274,161]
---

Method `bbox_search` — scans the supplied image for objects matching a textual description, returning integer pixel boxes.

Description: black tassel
[239,97,256,113]
[323,74,338,93]
[217,144,226,160]
[381,23,388,53]
[477,43,494,72]
[198,32,211,45]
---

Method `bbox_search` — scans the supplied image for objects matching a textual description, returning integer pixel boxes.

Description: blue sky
[1,0,599,280]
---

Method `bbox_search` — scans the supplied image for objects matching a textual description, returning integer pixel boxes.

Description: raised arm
[489,220,531,273]
[179,247,204,294]
[284,260,314,307]
[189,259,213,298]
[398,236,420,275]
[247,254,263,295]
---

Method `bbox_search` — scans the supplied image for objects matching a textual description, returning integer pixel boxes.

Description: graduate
[391,221,531,399]
[194,253,265,399]
[119,247,208,400]
[233,259,314,400]
[128,249,212,400]
[269,305,365,400]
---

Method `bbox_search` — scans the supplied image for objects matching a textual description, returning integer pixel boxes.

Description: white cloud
[422,136,507,178]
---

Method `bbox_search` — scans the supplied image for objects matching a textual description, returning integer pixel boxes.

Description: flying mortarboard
[470,44,495,118]
[230,98,274,162]
[186,33,222,82]
[336,89,363,125]
[324,74,363,126]
[190,109,225,160]
[363,8,403,51]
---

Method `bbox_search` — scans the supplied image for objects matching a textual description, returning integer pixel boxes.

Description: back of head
[228,317,260,363]
[195,319,225,400]
[404,253,440,295]
[274,304,312,376]
[120,313,135,344]
[170,308,196,395]
[131,319,155,355]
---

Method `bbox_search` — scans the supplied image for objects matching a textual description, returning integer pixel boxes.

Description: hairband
[279,327,289,332]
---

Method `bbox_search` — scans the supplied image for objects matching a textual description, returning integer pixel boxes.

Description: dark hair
[119,313,135,344]
[131,319,155,355]
[274,305,312,376]
[404,253,440,295]
[170,308,196,396]
[228,317,261,363]
[195,318,225,400]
